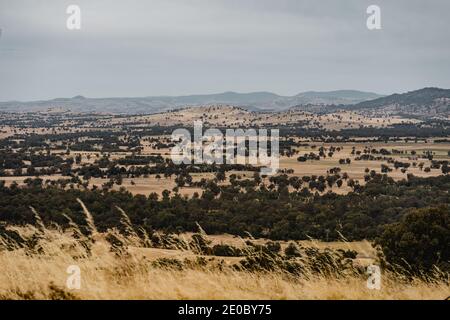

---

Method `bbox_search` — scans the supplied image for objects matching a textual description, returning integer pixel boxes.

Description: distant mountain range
[0,90,383,114]
[0,88,448,117]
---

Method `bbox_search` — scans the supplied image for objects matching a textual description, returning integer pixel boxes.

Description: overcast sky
[0,0,449,101]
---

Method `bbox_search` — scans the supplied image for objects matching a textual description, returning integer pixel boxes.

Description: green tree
[376,206,450,274]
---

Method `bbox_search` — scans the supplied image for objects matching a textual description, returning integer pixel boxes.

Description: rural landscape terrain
[0,87,449,299]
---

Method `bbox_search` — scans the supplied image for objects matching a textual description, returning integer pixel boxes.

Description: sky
[0,0,449,101]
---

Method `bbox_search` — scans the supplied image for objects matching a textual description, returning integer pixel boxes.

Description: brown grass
[0,203,448,300]
[0,231,448,299]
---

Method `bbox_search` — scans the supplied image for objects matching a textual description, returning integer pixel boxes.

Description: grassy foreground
[0,202,448,300]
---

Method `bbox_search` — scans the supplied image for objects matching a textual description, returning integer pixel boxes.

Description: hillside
[349,88,450,118]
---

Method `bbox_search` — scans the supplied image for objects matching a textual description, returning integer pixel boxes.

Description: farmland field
[0,107,449,301]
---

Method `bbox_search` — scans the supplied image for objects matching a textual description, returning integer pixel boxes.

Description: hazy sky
[0,0,449,101]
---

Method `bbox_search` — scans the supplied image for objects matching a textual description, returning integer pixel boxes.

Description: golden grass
[0,203,448,300]
[1,240,448,300]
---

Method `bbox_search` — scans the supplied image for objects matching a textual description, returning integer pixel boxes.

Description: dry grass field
[1,212,448,300]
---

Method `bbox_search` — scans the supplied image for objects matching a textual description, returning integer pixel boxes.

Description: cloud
[0,0,449,100]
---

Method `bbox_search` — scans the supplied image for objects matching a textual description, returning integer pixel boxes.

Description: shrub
[151,258,184,270]
[284,242,302,257]
[376,206,450,274]
[212,244,242,257]
[265,241,281,254]
[189,233,212,255]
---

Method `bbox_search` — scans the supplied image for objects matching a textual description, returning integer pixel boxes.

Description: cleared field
[281,142,448,181]
[181,233,377,263]
[88,176,204,197]
[2,141,448,197]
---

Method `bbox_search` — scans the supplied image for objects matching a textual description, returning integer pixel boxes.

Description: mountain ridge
[351,87,450,109]
[347,87,450,118]
[0,90,383,114]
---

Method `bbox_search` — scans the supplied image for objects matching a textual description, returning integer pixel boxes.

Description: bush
[212,244,242,257]
[0,225,25,250]
[338,249,358,259]
[376,206,450,274]
[284,242,302,257]
[265,241,281,254]
[151,258,184,270]
[189,233,212,255]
